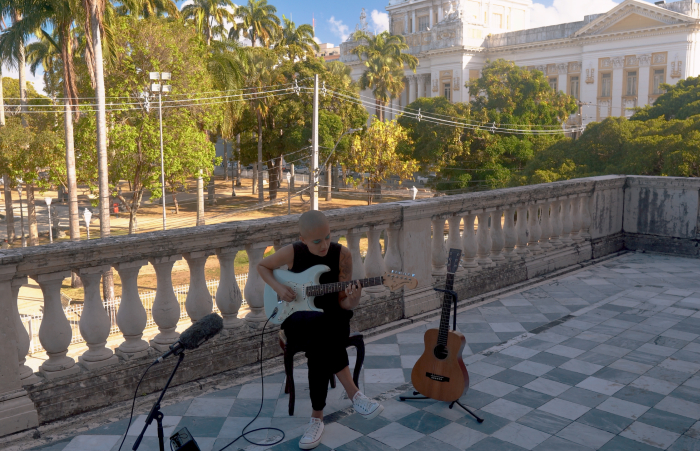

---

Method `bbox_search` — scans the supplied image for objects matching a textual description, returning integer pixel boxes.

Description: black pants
[282,310,351,411]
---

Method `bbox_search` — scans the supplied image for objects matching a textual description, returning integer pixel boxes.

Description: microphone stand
[133,352,185,451]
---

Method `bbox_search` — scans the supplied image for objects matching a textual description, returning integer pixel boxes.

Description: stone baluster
[431,218,447,275]
[571,197,584,243]
[446,215,465,272]
[244,244,268,324]
[549,200,563,248]
[515,206,530,256]
[580,195,592,240]
[539,202,553,251]
[183,251,214,322]
[216,247,245,330]
[461,213,480,271]
[364,226,388,294]
[34,271,79,379]
[490,210,505,264]
[12,277,40,385]
[78,266,119,370]
[149,255,182,351]
[476,212,493,267]
[502,208,519,261]
[113,260,150,360]
[560,198,573,245]
[346,229,367,281]
[527,204,542,254]
[384,225,402,273]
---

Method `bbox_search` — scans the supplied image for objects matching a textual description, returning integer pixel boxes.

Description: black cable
[216,315,285,450]
[118,361,157,451]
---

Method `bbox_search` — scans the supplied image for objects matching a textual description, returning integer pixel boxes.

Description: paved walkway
[30,252,700,451]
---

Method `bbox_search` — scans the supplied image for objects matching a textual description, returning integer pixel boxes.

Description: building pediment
[573,0,696,37]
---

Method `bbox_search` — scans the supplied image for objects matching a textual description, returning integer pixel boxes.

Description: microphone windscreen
[179,313,224,350]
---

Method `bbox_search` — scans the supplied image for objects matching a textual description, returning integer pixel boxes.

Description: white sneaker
[299,418,324,449]
[352,391,384,420]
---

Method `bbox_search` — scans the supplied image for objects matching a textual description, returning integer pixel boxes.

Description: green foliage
[632,76,700,121]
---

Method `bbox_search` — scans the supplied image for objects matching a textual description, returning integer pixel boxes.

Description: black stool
[279,331,365,416]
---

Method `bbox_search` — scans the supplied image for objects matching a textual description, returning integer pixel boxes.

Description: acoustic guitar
[411,248,470,402]
[263,265,418,324]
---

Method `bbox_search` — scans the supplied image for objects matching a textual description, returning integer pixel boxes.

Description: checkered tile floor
[32,252,700,451]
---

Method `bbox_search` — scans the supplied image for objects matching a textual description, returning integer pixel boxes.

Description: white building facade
[340,0,700,125]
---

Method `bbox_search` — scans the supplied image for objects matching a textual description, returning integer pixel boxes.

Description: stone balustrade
[5,174,700,436]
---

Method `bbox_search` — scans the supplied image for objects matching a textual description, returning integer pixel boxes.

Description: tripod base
[399,392,484,423]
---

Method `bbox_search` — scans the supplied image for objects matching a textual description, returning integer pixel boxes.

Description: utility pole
[310,74,319,211]
[149,72,171,230]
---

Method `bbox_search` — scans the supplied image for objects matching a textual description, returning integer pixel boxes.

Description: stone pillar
[429,6,434,27]
[447,215,465,273]
[539,202,553,251]
[114,260,150,360]
[346,229,367,281]
[560,198,573,245]
[401,79,408,110]
[0,268,39,435]
[476,212,493,267]
[149,255,182,351]
[431,218,447,275]
[384,226,402,273]
[515,206,530,256]
[527,204,542,255]
[364,227,388,294]
[78,266,119,370]
[244,244,267,324]
[580,195,592,240]
[412,10,416,33]
[571,197,584,243]
[461,213,480,271]
[438,4,443,22]
[183,251,214,322]
[503,208,518,261]
[417,74,426,99]
[35,270,80,378]
[612,57,624,117]
[549,200,563,248]
[638,58,651,107]
[215,247,245,329]
[408,76,417,104]
[404,11,409,34]
[490,210,505,264]
[11,277,39,385]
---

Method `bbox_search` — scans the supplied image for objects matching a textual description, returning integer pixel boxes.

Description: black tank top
[290,241,349,316]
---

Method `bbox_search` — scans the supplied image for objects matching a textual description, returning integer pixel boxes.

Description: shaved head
[299,210,329,238]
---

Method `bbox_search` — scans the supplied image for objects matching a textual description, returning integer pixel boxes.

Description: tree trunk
[375,98,382,122]
[223,139,228,182]
[3,175,15,242]
[252,165,257,195]
[268,158,279,201]
[332,164,340,193]
[64,94,80,250]
[196,169,205,225]
[26,184,37,246]
[256,113,264,202]
[235,134,242,187]
[0,65,5,126]
[14,11,27,128]
[325,162,332,201]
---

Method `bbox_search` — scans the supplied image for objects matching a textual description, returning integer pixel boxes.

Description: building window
[548,77,558,92]
[626,71,637,96]
[444,83,451,101]
[570,76,580,99]
[652,69,665,95]
[418,16,429,31]
[409,18,413,32]
[492,13,503,28]
[601,73,611,97]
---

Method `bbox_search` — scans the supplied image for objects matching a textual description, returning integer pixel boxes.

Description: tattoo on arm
[339,248,353,283]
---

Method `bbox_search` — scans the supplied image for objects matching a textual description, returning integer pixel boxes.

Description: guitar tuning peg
[412,274,415,277]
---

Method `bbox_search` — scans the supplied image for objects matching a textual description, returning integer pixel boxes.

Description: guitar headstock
[447,248,462,275]
[383,270,419,291]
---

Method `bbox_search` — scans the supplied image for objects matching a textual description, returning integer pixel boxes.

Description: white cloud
[370,10,389,33]
[530,0,620,29]
[328,16,350,42]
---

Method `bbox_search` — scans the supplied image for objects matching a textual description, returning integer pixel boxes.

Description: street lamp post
[16,180,26,247]
[286,171,292,215]
[149,72,172,231]
[83,208,92,240]
[45,196,53,243]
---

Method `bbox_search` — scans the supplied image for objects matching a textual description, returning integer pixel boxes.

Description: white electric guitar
[263,265,419,324]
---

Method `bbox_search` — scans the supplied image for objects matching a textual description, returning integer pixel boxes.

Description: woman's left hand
[344,282,362,305]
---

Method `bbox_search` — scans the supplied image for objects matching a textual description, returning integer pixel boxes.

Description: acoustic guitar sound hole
[433,344,448,360]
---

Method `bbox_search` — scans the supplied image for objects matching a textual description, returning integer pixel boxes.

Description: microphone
[155,313,224,363]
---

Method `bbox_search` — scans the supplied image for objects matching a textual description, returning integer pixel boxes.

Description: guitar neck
[437,272,456,346]
[305,276,383,297]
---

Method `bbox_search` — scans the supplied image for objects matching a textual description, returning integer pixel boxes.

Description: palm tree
[325,60,353,87]
[351,30,418,121]
[277,15,318,61]
[229,0,280,48]
[116,0,178,18]
[182,0,234,47]
[0,21,15,244]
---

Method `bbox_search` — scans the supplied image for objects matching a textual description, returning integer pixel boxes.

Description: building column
[612,56,624,117]
[408,75,417,103]
[438,4,443,22]
[429,6,434,28]
[401,78,408,110]
[557,63,568,98]
[417,74,426,99]
[412,10,416,33]
[638,56,651,107]
[405,12,409,34]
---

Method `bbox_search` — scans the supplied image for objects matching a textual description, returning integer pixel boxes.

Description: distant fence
[21,273,249,355]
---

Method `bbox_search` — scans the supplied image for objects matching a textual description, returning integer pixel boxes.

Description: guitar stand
[399,288,485,424]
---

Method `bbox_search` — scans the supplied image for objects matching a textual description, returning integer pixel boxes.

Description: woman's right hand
[275,284,297,302]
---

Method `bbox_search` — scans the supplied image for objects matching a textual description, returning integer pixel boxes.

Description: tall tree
[182,0,234,46]
[351,30,417,121]
[229,0,280,48]
[117,0,178,18]
[277,15,318,61]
